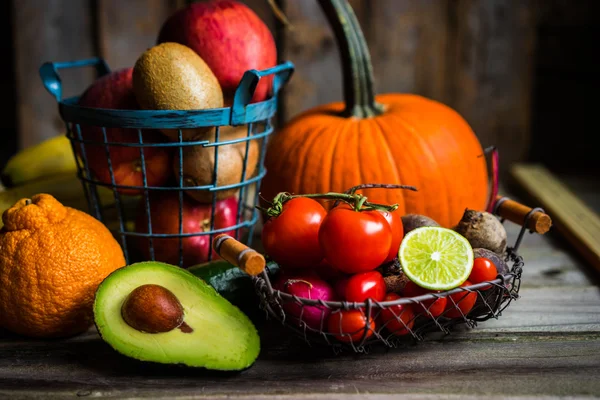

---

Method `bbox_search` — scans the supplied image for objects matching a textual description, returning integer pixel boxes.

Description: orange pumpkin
[262,0,489,228]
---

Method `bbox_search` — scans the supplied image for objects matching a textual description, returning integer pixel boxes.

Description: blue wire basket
[39,57,294,268]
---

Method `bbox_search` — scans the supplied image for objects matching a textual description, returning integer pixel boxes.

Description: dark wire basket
[40,57,294,267]
[252,201,546,352]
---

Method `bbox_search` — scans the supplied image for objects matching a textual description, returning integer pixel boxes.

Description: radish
[274,274,335,331]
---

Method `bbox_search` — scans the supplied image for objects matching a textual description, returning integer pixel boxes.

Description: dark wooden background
[1,0,598,176]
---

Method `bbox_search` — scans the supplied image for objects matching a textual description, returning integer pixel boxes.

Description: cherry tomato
[262,197,326,269]
[379,209,404,262]
[401,281,448,318]
[319,207,392,273]
[469,257,498,288]
[379,293,415,335]
[327,309,375,343]
[344,271,386,302]
[444,281,478,318]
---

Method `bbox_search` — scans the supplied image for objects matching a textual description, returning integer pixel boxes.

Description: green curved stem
[318,0,384,118]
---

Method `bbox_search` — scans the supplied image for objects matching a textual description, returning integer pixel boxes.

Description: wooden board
[96,0,175,71]
[0,285,599,399]
[447,0,537,175]
[277,0,366,122]
[510,163,600,274]
[8,0,541,174]
[1,180,600,399]
[367,0,450,101]
[13,0,96,149]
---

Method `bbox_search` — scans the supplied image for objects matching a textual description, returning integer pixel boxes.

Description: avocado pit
[121,284,184,333]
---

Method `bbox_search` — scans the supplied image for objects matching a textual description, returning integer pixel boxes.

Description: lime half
[399,226,474,291]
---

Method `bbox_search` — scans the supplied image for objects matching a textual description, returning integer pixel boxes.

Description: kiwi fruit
[175,125,260,203]
[132,42,224,141]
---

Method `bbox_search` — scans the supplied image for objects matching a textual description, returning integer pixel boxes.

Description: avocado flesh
[93,262,260,371]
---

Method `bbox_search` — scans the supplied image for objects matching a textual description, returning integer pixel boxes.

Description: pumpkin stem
[318,0,384,118]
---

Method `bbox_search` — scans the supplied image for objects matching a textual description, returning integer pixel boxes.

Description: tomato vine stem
[258,184,418,218]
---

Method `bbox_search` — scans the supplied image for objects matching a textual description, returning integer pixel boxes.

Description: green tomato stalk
[258,183,418,218]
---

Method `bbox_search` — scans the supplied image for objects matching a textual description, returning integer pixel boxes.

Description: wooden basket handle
[212,234,266,276]
[494,195,552,234]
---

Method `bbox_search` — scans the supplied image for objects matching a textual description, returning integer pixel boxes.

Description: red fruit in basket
[319,207,392,274]
[274,274,335,331]
[157,0,277,104]
[327,310,375,344]
[401,281,447,318]
[262,197,327,270]
[469,257,498,287]
[444,281,478,318]
[77,68,171,195]
[379,209,404,262]
[135,192,238,267]
[379,293,415,336]
[344,271,386,303]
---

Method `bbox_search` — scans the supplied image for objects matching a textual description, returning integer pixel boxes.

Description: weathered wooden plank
[0,328,598,398]
[446,0,537,175]
[96,0,175,71]
[278,0,365,122]
[13,0,96,149]
[502,215,596,288]
[474,286,600,332]
[510,164,600,274]
[3,395,595,400]
[366,0,450,101]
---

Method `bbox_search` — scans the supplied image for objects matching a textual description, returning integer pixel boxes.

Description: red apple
[157,0,277,103]
[77,68,171,195]
[135,192,239,267]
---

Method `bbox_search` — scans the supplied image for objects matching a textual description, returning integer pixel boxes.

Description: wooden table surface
[1,187,599,399]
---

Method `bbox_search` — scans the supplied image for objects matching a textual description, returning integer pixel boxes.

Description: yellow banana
[1,134,77,187]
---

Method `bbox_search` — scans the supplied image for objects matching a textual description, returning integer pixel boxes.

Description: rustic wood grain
[96,0,174,71]
[366,0,450,101]
[13,0,96,149]
[0,324,598,399]
[446,0,537,175]
[510,164,600,274]
[277,0,365,122]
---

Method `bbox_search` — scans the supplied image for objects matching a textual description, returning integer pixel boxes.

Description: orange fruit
[0,194,125,338]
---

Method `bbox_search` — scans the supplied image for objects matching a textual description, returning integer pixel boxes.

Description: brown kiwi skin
[132,42,224,141]
[174,125,260,203]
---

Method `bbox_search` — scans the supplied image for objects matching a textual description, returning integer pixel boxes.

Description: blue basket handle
[39,58,110,102]
[231,61,294,125]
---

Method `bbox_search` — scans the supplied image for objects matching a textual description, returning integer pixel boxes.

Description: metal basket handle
[230,61,294,125]
[39,58,111,102]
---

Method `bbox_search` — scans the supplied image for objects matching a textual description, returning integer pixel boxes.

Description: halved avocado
[93,261,260,371]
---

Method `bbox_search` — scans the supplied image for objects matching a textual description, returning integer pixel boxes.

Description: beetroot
[274,274,335,331]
